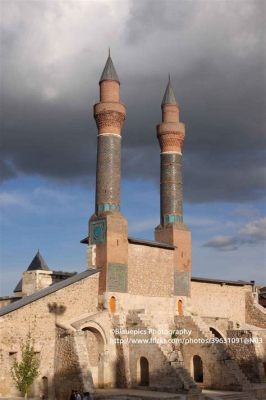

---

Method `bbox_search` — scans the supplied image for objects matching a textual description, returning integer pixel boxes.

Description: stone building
[0,53,265,400]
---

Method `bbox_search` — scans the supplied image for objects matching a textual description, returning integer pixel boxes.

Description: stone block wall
[128,244,174,297]
[54,328,83,400]
[0,273,99,398]
[22,270,53,296]
[245,292,266,328]
[201,317,229,339]
[0,297,20,309]
[175,316,239,390]
[125,311,184,390]
[227,330,260,382]
[191,281,251,323]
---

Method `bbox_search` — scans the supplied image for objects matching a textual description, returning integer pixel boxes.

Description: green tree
[11,335,40,399]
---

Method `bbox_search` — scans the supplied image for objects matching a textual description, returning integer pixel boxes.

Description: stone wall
[54,327,83,400]
[245,292,266,328]
[227,330,260,382]
[175,316,240,390]
[0,273,99,398]
[191,281,251,323]
[128,243,174,297]
[201,317,229,338]
[0,297,20,309]
[22,270,53,296]
[126,311,184,390]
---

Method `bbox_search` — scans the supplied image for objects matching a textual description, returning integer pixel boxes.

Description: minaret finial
[161,76,177,105]
[99,49,119,83]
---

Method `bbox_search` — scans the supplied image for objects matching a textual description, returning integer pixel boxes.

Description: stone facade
[246,292,266,328]
[128,243,174,297]
[0,54,265,400]
[0,273,99,398]
[190,280,251,323]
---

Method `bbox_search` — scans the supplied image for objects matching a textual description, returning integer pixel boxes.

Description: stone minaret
[89,52,128,299]
[155,77,191,296]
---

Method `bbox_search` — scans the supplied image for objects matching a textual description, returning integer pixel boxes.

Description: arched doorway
[41,377,48,399]
[109,296,116,313]
[193,355,203,383]
[177,300,183,315]
[83,327,105,388]
[209,327,224,340]
[139,357,149,386]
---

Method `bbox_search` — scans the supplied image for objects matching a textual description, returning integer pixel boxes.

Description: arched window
[193,355,203,383]
[178,299,183,315]
[109,296,116,313]
[140,357,149,386]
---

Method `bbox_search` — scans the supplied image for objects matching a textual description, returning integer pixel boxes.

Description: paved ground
[0,390,185,400]
[94,388,186,399]
[1,384,266,400]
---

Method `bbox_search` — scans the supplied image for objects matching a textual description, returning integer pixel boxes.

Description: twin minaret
[92,54,185,225]
[93,51,126,214]
[157,77,185,226]
[90,53,191,297]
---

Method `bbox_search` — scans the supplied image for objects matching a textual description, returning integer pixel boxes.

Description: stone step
[187,315,253,391]
[137,315,197,391]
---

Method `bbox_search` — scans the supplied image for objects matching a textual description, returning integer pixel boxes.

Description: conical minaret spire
[99,49,120,84]
[161,75,177,105]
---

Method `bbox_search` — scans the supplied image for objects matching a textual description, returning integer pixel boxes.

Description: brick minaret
[89,52,128,299]
[94,50,126,214]
[155,77,191,296]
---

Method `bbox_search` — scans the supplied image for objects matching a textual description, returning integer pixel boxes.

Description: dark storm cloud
[2,96,97,180]
[1,0,265,203]
[125,0,197,43]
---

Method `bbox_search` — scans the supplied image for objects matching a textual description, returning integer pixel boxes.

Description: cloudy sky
[1,0,265,296]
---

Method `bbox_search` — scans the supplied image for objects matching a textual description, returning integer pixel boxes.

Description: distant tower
[155,77,191,296]
[89,51,128,298]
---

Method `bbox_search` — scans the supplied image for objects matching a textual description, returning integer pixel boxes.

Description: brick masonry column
[155,78,191,297]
